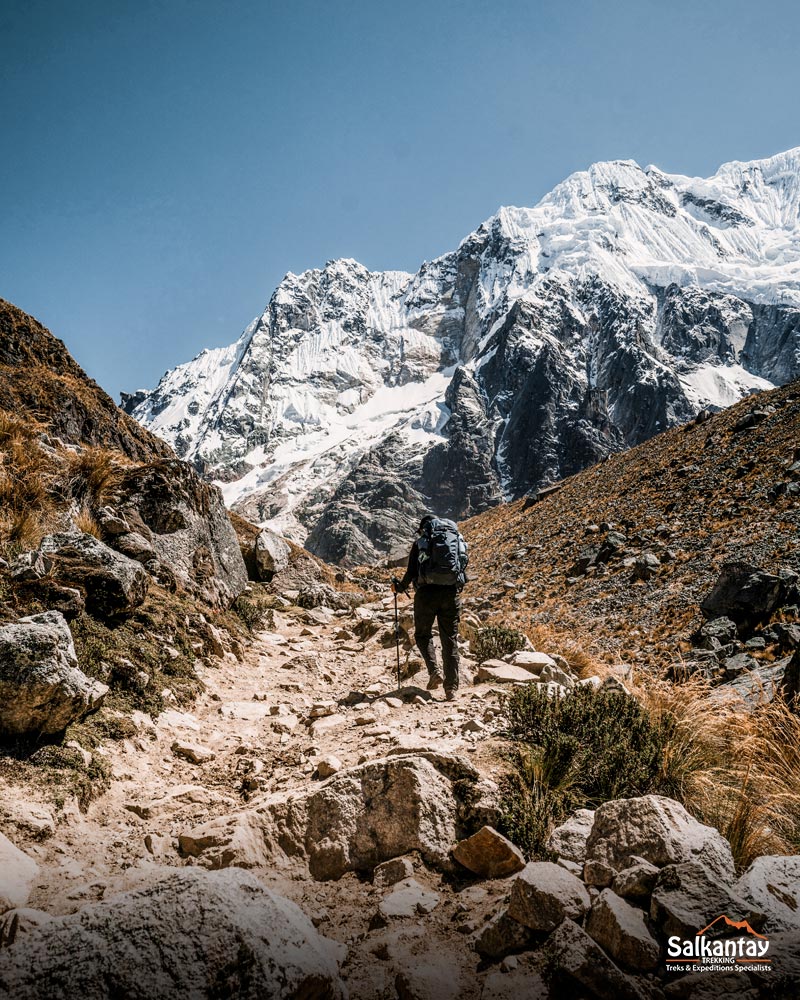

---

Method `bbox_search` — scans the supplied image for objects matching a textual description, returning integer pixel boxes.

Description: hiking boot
[426,672,443,690]
[444,689,456,702]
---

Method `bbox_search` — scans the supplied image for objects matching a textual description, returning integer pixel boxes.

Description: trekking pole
[392,583,401,690]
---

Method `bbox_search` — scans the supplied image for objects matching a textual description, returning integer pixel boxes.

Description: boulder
[507,861,590,932]
[700,561,787,632]
[178,811,269,869]
[452,826,525,878]
[612,858,660,901]
[697,617,738,647]
[585,795,735,883]
[472,908,538,961]
[733,855,800,931]
[373,857,414,887]
[0,868,346,999]
[115,460,248,607]
[507,650,557,672]
[650,861,766,940]
[546,808,595,863]
[0,834,38,914]
[476,662,539,685]
[254,528,290,581]
[39,531,148,617]
[0,611,108,737]
[316,754,343,779]
[546,918,648,1000]
[0,908,52,949]
[585,889,660,971]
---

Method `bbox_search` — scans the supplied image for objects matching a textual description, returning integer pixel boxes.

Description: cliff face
[128,150,800,564]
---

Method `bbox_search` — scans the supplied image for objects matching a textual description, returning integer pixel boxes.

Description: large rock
[700,561,787,632]
[650,861,766,940]
[546,918,648,1000]
[182,753,494,882]
[585,888,660,971]
[452,826,525,878]
[0,834,38,914]
[177,811,269,869]
[39,531,148,617]
[0,868,346,999]
[254,527,290,581]
[733,855,800,931]
[585,795,735,883]
[0,611,108,737]
[115,460,247,606]
[546,808,595,863]
[507,861,590,931]
[472,908,537,960]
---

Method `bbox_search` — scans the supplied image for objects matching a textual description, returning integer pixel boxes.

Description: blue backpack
[417,518,469,588]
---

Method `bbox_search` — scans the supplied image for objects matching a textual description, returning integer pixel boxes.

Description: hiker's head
[419,514,434,532]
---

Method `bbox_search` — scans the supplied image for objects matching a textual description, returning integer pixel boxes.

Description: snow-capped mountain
[126,148,800,564]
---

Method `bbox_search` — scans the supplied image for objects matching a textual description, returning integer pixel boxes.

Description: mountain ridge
[127,148,800,564]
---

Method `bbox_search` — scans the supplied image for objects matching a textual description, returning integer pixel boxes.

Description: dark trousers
[413,584,461,691]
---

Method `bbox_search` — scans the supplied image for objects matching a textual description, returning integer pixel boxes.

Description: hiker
[391,515,468,701]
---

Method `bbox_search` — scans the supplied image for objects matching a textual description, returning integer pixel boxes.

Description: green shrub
[472,624,528,664]
[499,684,676,858]
[234,596,270,632]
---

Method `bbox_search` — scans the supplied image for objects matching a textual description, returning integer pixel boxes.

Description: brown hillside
[0,299,171,461]
[463,381,800,672]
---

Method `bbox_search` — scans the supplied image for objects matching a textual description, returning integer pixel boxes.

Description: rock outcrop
[0,611,107,737]
[0,868,346,999]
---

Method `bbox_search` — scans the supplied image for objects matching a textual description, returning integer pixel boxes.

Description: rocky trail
[6,592,535,999]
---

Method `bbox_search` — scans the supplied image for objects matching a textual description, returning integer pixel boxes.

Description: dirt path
[13,593,514,998]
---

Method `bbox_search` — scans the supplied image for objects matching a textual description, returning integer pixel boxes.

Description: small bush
[472,623,528,664]
[234,596,270,632]
[499,684,676,858]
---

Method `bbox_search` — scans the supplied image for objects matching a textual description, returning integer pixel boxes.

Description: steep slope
[128,149,800,563]
[461,379,800,673]
[0,299,171,462]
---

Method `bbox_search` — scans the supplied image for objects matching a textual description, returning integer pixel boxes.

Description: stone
[546,808,595,863]
[586,888,660,971]
[584,859,615,887]
[178,811,270,869]
[373,857,414,887]
[507,650,557,672]
[9,551,50,581]
[546,918,647,1000]
[0,908,52,949]
[650,861,765,940]
[254,527,290,581]
[0,834,38,914]
[315,754,343,779]
[733,855,800,931]
[472,908,537,961]
[114,460,248,607]
[724,652,758,679]
[585,795,735,883]
[700,561,787,632]
[476,662,539,685]
[310,713,347,737]
[378,878,440,919]
[170,741,215,764]
[309,701,336,718]
[124,784,211,820]
[480,954,550,1000]
[0,611,108,737]
[0,868,345,998]
[452,825,525,878]
[612,858,660,900]
[507,861,590,931]
[698,617,738,647]
[632,552,660,581]
[39,531,149,617]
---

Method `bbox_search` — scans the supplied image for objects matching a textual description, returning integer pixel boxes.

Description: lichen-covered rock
[585,795,735,883]
[546,808,595,863]
[114,460,247,607]
[0,611,108,737]
[733,855,800,932]
[254,527,290,581]
[507,861,591,932]
[585,888,660,971]
[0,868,346,999]
[39,531,148,617]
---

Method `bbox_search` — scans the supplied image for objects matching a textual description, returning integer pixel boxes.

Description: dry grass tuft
[72,505,103,539]
[640,678,800,869]
[66,447,124,507]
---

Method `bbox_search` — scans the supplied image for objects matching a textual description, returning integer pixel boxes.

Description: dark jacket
[396,541,420,593]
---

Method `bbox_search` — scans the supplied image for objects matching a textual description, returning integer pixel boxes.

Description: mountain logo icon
[696,915,767,939]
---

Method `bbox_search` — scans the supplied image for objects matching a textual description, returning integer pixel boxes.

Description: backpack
[417,518,469,588]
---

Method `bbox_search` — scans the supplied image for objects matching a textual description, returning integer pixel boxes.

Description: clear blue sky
[1,0,798,399]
